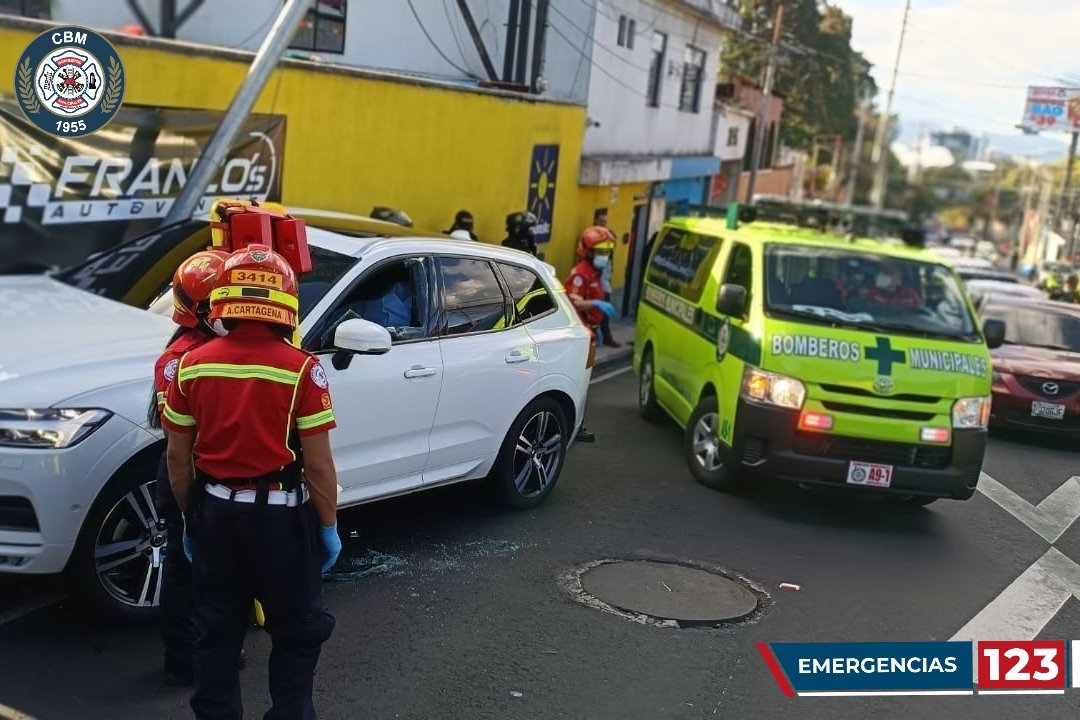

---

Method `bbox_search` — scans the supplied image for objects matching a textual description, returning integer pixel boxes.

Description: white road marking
[1073,641,1080,688]
[590,365,633,385]
[950,548,1080,642]
[0,702,41,719]
[0,589,64,628]
[949,472,1080,646]
[977,472,1080,543]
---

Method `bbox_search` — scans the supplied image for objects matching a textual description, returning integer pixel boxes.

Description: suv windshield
[981,303,1080,352]
[764,244,980,340]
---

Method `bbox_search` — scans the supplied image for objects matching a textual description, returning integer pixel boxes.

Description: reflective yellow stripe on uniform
[156,391,166,406]
[178,363,300,385]
[296,409,335,431]
[162,404,196,427]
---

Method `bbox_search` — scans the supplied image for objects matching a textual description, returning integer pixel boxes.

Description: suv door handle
[505,350,530,364]
[404,365,437,378]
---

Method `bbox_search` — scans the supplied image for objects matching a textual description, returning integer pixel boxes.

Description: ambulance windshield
[764,244,980,341]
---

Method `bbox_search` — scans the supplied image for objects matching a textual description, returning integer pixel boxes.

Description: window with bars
[678,46,706,113]
[0,0,49,18]
[617,15,636,48]
[289,0,347,54]
[646,31,666,108]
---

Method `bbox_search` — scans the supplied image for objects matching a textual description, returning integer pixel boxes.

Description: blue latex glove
[181,516,193,563]
[593,300,616,318]
[320,523,342,573]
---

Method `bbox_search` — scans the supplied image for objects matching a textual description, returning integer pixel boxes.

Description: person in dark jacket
[501,211,539,256]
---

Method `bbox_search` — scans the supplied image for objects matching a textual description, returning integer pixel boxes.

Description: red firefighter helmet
[171,250,228,328]
[208,244,299,329]
[577,225,616,257]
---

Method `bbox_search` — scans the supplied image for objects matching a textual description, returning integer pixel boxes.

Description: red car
[980,296,1080,434]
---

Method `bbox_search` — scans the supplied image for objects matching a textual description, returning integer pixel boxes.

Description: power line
[405,0,477,79]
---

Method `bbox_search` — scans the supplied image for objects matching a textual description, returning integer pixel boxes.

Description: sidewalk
[593,314,636,375]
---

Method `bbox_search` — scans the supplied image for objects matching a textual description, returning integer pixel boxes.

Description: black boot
[576,426,596,443]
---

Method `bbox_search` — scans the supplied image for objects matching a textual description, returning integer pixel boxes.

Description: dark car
[979,296,1080,434]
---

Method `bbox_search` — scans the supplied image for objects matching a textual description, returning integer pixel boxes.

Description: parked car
[0,228,595,620]
[965,279,1044,309]
[979,296,1080,435]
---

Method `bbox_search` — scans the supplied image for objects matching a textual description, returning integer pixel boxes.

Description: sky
[839,0,1080,158]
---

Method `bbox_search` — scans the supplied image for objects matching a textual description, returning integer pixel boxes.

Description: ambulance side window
[723,243,753,302]
[311,256,432,349]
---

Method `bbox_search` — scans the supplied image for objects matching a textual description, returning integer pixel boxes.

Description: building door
[622,201,652,317]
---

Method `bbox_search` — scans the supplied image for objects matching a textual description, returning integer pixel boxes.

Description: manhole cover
[570,560,762,627]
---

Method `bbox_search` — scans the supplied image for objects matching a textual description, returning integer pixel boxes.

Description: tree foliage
[721,1,877,150]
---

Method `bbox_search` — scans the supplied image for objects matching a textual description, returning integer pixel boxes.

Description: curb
[593,346,634,377]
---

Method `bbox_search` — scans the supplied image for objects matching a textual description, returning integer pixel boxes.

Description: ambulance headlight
[951,397,990,429]
[0,409,112,449]
[741,367,806,410]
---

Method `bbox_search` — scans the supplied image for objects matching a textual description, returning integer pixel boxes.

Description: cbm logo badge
[14,26,125,138]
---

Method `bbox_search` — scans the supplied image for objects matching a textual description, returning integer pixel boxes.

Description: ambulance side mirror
[334,319,392,355]
[983,318,1006,349]
[717,283,747,317]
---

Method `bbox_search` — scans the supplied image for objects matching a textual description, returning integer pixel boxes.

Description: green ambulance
[633,215,1006,505]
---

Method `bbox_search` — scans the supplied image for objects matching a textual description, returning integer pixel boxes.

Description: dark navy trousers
[188,491,334,720]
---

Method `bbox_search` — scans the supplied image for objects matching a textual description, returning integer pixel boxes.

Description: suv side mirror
[716,283,747,317]
[983,318,1006,349]
[334,318,392,355]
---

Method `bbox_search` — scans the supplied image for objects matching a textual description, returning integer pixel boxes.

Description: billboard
[1020,86,1080,133]
[0,94,285,274]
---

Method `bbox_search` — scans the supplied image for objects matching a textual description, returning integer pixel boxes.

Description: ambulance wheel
[685,395,742,492]
[638,347,664,424]
[68,452,163,624]
[490,397,567,510]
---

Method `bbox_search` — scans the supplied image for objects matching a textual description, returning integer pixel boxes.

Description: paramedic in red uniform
[566,226,617,333]
[163,244,341,720]
[147,249,227,686]
[565,226,617,443]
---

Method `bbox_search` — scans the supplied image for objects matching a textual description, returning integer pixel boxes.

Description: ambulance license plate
[1031,401,1066,420]
[846,461,893,488]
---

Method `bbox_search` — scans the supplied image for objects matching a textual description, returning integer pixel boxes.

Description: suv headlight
[741,367,806,410]
[0,409,112,449]
[952,397,990,429]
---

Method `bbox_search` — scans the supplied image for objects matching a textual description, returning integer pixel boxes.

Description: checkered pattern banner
[0,95,285,273]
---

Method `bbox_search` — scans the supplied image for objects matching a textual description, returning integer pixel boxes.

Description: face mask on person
[593,255,610,270]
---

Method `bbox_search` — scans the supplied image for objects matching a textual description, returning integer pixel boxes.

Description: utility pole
[869,0,912,214]
[163,0,313,225]
[844,97,869,208]
[744,4,783,204]
[1061,129,1078,262]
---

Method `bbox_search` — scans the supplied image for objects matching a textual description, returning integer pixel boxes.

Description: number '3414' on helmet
[208,244,299,329]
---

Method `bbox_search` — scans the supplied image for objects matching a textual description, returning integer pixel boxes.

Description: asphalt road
[2,366,1080,719]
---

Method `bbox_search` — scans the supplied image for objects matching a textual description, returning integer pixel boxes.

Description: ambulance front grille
[792,433,951,469]
[818,383,939,404]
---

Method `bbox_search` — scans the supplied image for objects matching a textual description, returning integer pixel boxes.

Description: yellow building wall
[574,182,651,291]
[0,24,587,274]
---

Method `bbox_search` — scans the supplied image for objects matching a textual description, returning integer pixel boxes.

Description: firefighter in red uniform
[565,226,617,443]
[567,226,617,332]
[147,249,228,686]
[163,244,340,720]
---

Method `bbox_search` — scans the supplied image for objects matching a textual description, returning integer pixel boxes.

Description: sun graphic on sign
[529,154,557,215]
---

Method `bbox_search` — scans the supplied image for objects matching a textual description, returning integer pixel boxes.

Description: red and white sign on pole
[1021,86,1080,133]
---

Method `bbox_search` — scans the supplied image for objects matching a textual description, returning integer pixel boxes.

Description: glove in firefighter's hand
[320,523,342,573]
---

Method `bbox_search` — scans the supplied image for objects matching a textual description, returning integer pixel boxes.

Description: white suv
[0,229,594,620]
